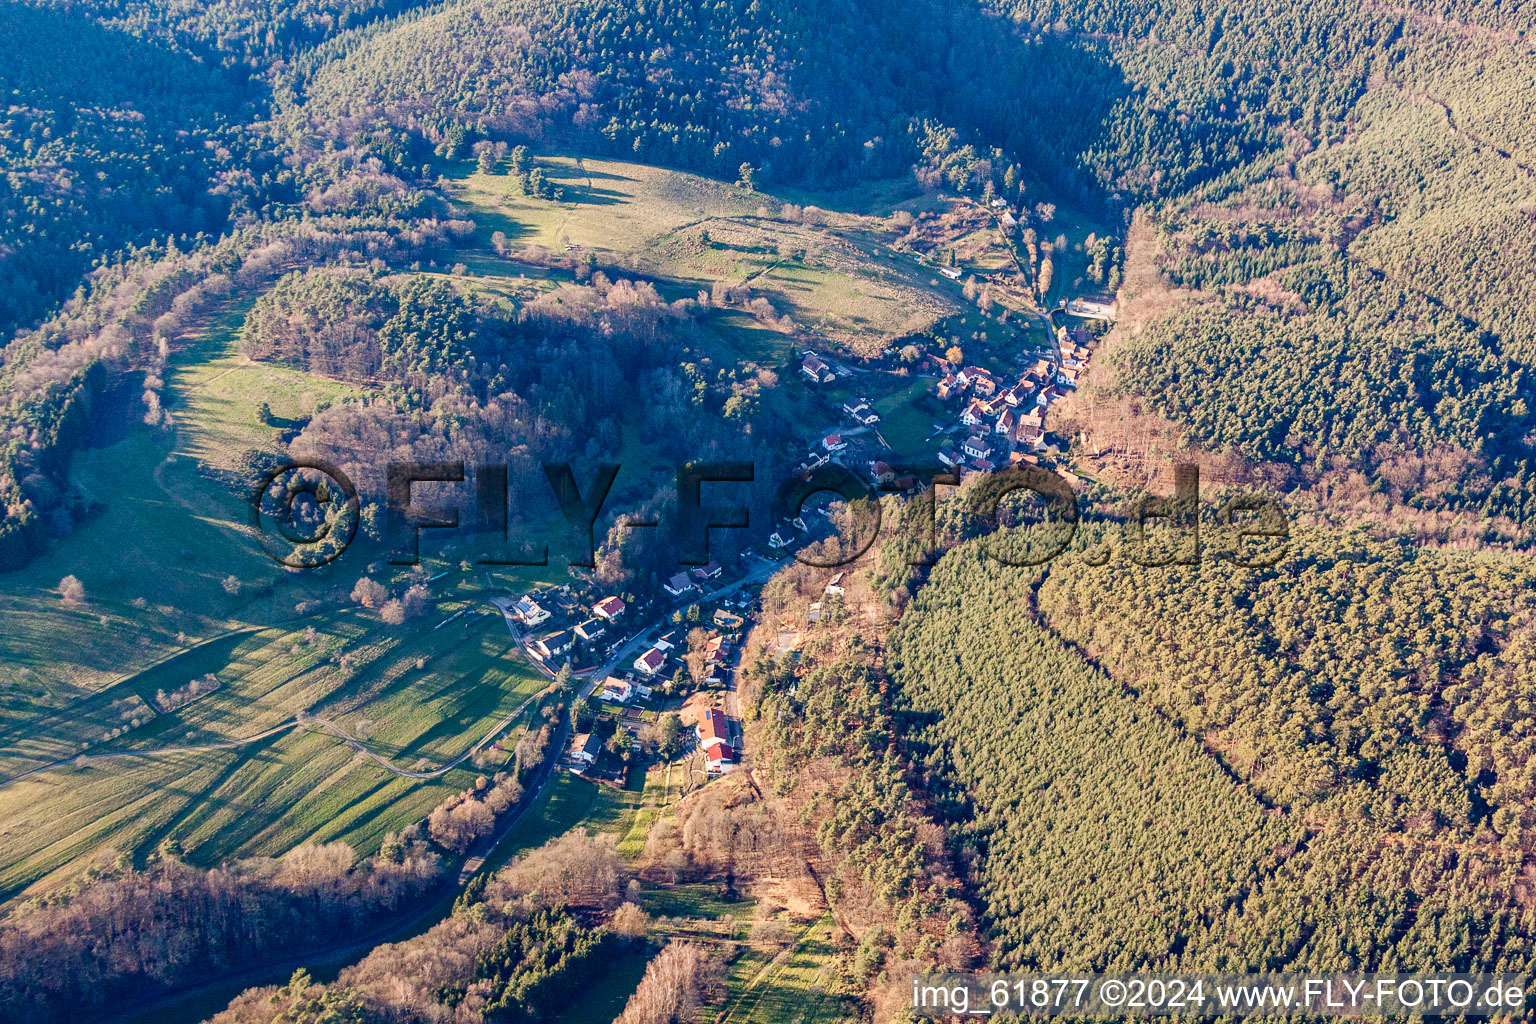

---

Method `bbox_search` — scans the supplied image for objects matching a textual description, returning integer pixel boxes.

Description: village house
[513,595,550,627]
[1056,365,1081,388]
[801,352,834,383]
[996,407,1017,437]
[822,433,849,453]
[938,447,964,468]
[963,435,995,461]
[634,646,667,677]
[825,571,846,596]
[769,529,794,549]
[936,374,962,400]
[573,618,606,642]
[663,572,695,597]
[961,399,988,428]
[808,600,823,622]
[601,678,633,703]
[940,265,962,280]
[697,709,736,773]
[1013,417,1046,451]
[600,675,639,703]
[692,560,723,582]
[705,634,729,664]
[530,629,573,663]
[654,630,678,650]
[592,596,626,621]
[842,398,880,425]
[1005,380,1037,407]
[568,732,601,773]
[870,461,895,486]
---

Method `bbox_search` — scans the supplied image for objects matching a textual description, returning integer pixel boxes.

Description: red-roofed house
[697,709,736,772]
[801,352,833,383]
[634,646,667,676]
[592,596,626,621]
[697,708,730,746]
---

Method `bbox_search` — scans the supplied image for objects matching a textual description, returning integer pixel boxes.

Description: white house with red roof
[801,352,834,383]
[696,709,736,773]
[592,596,626,621]
[634,646,667,676]
[822,433,848,452]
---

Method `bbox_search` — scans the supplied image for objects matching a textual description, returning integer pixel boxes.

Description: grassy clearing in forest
[709,914,851,1024]
[447,154,965,351]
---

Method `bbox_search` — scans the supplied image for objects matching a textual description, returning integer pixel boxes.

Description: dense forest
[10,0,1536,568]
[889,530,1536,974]
[0,840,440,1024]
[211,830,630,1024]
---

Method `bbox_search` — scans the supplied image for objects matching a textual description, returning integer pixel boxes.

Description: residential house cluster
[663,560,722,598]
[500,589,633,670]
[933,332,1095,474]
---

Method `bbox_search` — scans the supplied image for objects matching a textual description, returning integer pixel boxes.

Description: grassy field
[447,154,965,353]
[557,943,653,1024]
[0,293,568,898]
[707,914,851,1024]
[870,375,942,453]
[0,601,548,898]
